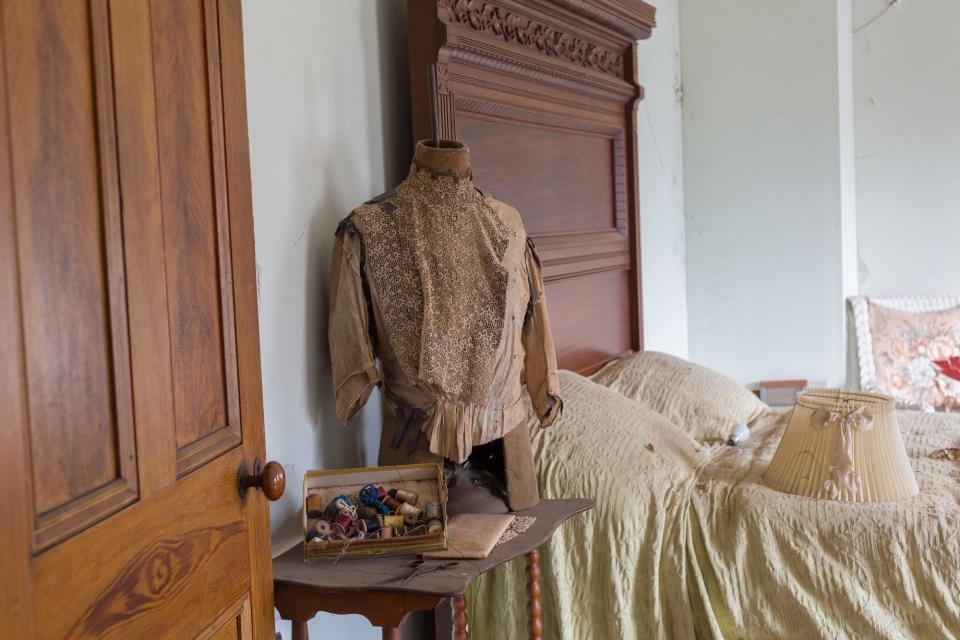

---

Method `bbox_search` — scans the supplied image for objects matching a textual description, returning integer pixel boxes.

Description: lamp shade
[764,389,919,502]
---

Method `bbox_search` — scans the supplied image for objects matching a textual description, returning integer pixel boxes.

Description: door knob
[237,457,285,501]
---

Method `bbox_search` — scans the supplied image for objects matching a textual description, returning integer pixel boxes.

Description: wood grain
[152,0,238,467]
[2,0,139,551]
[110,0,180,499]
[0,15,33,635]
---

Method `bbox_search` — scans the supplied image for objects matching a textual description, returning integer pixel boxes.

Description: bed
[466,364,960,638]
[406,2,960,638]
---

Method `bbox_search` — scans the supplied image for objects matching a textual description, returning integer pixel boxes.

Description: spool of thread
[402,511,418,526]
[357,517,381,534]
[382,495,402,513]
[424,502,443,534]
[305,494,325,518]
[396,502,420,520]
[424,502,442,521]
[328,494,356,516]
[360,484,390,515]
[379,526,394,539]
[388,488,420,505]
[332,512,354,536]
[382,514,404,529]
[307,519,331,540]
[357,506,378,520]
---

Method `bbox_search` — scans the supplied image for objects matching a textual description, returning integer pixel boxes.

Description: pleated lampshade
[764,389,919,502]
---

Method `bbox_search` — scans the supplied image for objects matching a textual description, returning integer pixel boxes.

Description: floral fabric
[868,302,960,412]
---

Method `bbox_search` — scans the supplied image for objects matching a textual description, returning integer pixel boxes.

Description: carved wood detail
[447,40,633,102]
[440,0,625,78]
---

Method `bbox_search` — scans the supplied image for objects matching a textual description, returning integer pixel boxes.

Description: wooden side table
[273,498,593,639]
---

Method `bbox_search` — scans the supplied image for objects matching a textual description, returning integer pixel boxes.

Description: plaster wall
[853,0,960,296]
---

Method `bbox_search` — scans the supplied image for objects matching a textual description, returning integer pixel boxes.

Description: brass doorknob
[237,457,285,501]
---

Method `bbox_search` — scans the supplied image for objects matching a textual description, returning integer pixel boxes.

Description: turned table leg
[452,594,469,639]
[526,549,542,640]
[382,627,401,640]
[291,620,309,640]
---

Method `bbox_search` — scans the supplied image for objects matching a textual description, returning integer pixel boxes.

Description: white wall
[637,0,688,358]
[853,0,960,296]
[242,2,410,638]
[680,0,850,386]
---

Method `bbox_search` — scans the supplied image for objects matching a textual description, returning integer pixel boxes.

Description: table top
[272,498,593,598]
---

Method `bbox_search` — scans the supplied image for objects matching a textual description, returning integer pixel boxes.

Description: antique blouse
[328,140,561,463]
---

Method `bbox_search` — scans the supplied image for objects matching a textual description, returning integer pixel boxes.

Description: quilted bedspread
[467,371,960,639]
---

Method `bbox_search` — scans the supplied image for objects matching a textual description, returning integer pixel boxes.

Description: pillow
[529,370,706,476]
[591,351,767,443]
[865,302,960,412]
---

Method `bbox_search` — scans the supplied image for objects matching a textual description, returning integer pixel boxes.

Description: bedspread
[467,372,960,639]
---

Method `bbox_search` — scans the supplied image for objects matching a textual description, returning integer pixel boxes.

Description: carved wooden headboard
[408,0,656,374]
[408,0,654,372]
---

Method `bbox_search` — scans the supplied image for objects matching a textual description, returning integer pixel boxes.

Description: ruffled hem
[422,394,528,463]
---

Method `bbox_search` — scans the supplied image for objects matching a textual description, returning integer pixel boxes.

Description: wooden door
[0,1,282,638]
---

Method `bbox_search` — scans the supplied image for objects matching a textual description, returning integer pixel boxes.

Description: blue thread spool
[360,484,390,515]
[328,494,355,515]
[358,516,381,534]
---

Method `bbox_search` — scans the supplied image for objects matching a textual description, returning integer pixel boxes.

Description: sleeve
[521,236,562,427]
[328,222,382,423]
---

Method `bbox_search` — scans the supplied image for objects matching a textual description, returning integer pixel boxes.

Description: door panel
[0,1,275,638]
[4,0,138,552]
[33,451,251,640]
[151,0,242,476]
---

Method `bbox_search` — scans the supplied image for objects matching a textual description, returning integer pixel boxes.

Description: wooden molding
[550,0,657,40]
[446,40,634,102]
[439,0,626,78]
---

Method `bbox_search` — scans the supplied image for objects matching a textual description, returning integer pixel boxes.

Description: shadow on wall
[300,0,413,472]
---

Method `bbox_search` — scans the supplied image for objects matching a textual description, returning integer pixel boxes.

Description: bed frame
[408,0,656,374]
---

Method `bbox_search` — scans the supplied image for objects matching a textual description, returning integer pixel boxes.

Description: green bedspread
[467,371,960,639]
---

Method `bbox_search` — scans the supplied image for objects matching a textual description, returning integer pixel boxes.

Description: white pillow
[592,351,768,443]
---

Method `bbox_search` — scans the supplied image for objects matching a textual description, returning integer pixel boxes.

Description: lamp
[764,389,919,502]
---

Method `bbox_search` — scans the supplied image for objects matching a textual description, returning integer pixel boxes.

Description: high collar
[411,139,472,179]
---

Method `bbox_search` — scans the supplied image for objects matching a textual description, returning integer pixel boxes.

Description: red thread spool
[332,512,353,536]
